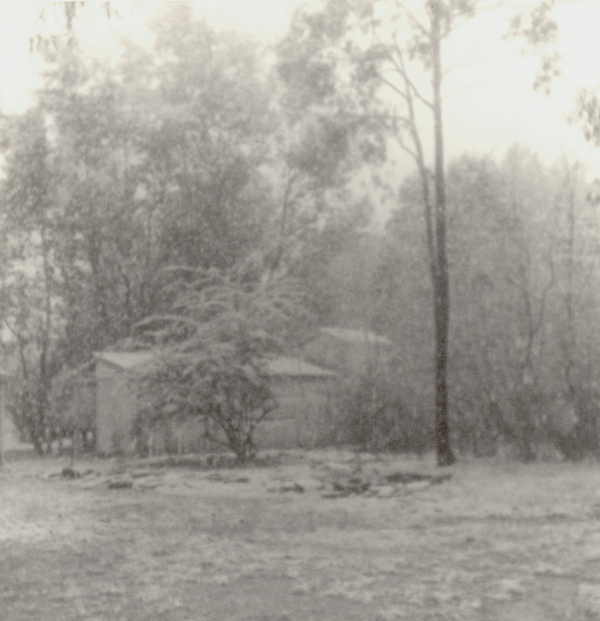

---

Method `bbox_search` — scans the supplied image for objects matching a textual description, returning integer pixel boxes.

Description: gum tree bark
[430,0,456,466]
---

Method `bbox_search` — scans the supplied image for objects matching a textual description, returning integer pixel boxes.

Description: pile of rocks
[312,460,452,499]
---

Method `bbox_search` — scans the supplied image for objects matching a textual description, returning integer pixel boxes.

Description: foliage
[4,0,600,465]
[377,148,600,461]
[0,109,60,453]
[332,366,432,455]
[49,362,96,439]
[277,0,486,466]
[510,0,559,92]
[0,4,365,453]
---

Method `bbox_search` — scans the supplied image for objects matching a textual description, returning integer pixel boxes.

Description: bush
[134,265,308,463]
[331,368,432,454]
[136,351,277,463]
[450,383,600,462]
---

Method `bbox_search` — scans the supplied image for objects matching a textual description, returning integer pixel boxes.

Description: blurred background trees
[2,0,600,461]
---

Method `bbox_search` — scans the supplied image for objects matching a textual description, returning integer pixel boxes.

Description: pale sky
[1,0,600,176]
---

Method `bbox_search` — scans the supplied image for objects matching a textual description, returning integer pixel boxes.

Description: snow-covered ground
[2,450,600,620]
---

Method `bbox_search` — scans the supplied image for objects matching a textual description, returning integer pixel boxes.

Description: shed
[0,369,23,457]
[302,326,393,376]
[94,351,337,455]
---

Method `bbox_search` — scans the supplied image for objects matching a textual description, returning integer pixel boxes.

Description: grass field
[2,451,600,620]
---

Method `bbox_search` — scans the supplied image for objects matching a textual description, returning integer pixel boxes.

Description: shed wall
[260,377,335,448]
[96,361,138,454]
[0,377,23,451]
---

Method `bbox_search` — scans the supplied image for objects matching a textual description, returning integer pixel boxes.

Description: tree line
[1,0,599,463]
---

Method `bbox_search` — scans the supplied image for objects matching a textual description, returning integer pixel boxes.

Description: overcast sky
[1,0,600,176]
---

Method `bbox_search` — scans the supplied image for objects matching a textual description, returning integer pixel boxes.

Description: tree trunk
[0,384,4,467]
[431,1,456,466]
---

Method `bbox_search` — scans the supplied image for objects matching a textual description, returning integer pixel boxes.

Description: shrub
[134,265,308,463]
[331,367,432,454]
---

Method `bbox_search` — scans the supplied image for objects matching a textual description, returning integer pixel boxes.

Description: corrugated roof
[319,327,392,346]
[96,351,336,379]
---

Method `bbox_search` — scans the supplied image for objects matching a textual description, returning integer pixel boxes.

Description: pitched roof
[95,351,336,379]
[264,356,336,379]
[95,351,156,371]
[319,327,392,346]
